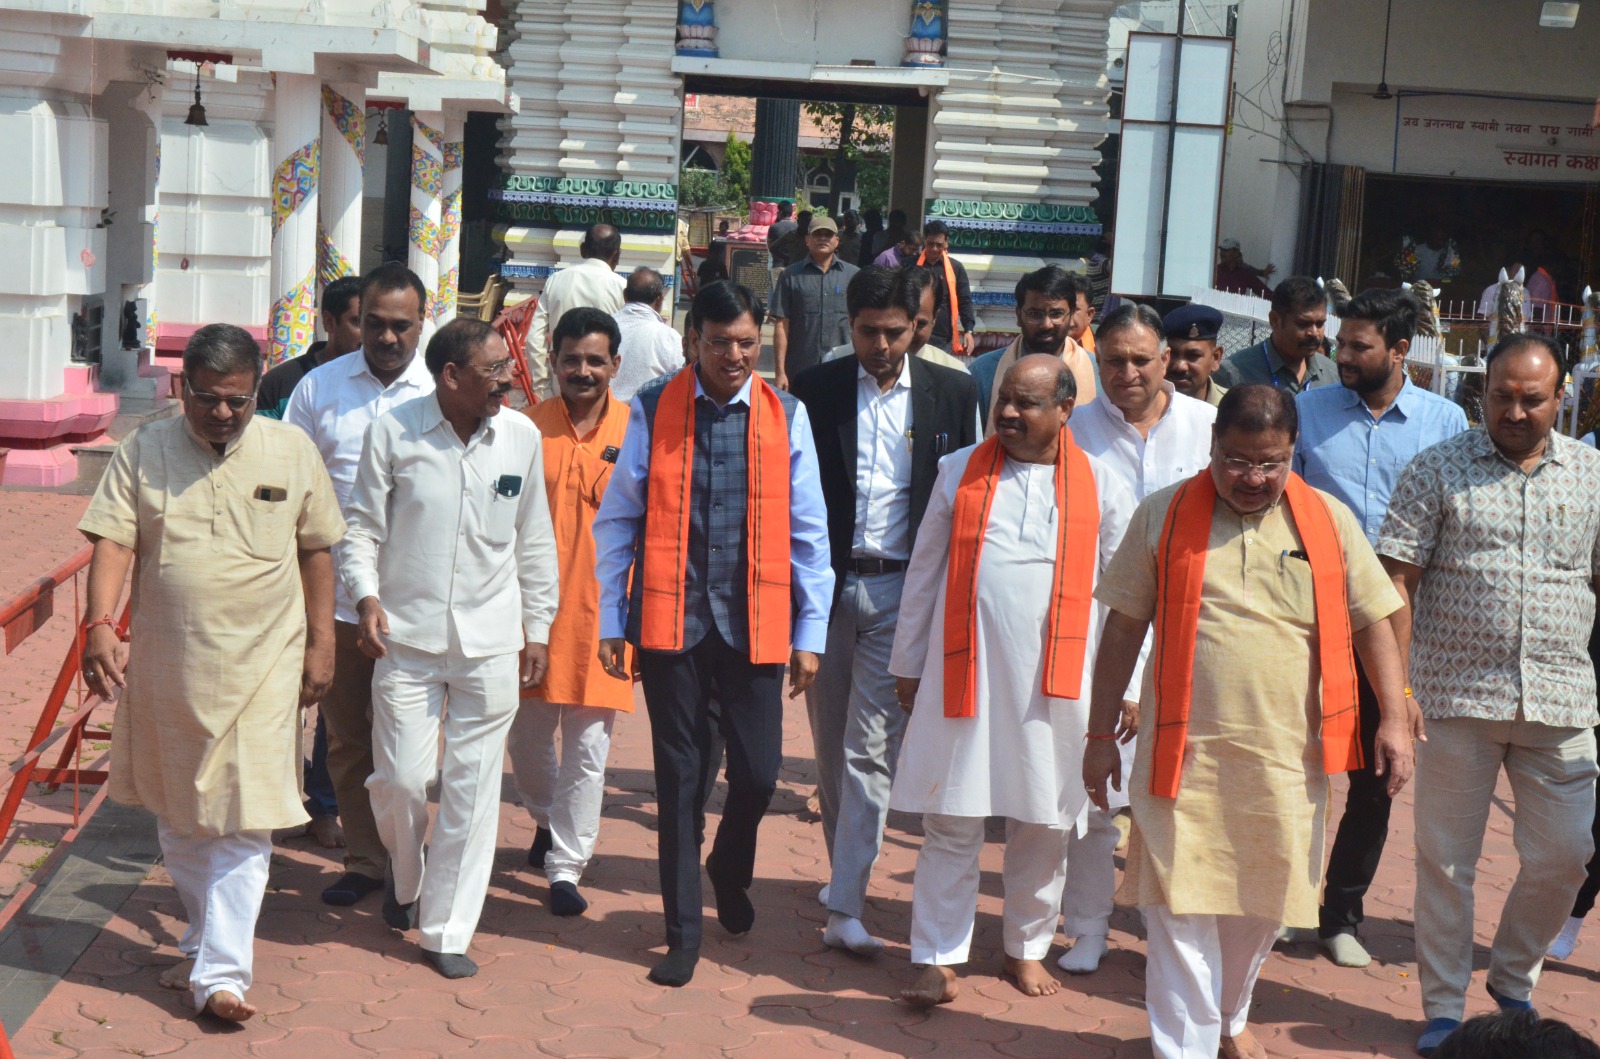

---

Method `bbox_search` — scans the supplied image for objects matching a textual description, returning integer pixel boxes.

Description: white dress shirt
[612,302,686,403]
[1070,383,1216,502]
[284,349,435,623]
[853,361,914,560]
[339,393,560,658]
[592,369,835,653]
[527,257,627,357]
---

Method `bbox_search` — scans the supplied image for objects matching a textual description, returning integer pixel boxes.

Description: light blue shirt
[592,369,835,653]
[1294,375,1469,544]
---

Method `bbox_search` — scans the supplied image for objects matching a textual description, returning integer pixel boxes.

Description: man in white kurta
[1063,302,1215,974]
[342,319,560,978]
[889,355,1135,1005]
[79,324,346,1020]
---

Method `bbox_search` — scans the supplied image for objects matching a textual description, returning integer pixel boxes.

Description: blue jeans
[303,711,339,820]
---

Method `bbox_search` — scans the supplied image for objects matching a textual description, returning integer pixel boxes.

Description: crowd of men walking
[71,218,1600,1058]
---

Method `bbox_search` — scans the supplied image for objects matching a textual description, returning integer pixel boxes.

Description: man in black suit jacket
[791,266,979,956]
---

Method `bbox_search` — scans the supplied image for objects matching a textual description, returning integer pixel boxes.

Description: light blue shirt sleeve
[593,397,652,642]
[786,400,836,653]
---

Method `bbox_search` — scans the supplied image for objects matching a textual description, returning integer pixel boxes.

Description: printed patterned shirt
[1378,428,1600,728]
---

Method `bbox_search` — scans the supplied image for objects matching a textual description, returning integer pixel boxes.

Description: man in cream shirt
[525,224,627,396]
[342,317,560,979]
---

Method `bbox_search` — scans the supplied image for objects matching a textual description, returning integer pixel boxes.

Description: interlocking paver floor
[5,492,1600,1057]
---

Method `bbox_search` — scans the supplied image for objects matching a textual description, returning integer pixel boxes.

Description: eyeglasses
[1219,457,1289,479]
[704,337,761,356]
[1021,309,1072,325]
[469,357,516,380]
[185,380,257,412]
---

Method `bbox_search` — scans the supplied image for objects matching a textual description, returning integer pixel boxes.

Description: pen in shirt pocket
[1279,549,1307,572]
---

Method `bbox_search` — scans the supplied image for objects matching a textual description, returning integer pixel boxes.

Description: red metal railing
[494,296,541,409]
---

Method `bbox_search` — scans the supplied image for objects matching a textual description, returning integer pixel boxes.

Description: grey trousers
[1414,715,1598,1020]
[804,570,906,920]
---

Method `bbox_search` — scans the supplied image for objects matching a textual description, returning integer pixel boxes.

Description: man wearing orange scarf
[593,281,834,989]
[887,354,1136,1008]
[1083,385,1413,1059]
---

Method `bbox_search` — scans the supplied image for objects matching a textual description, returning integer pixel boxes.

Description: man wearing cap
[773,213,859,389]
[1214,238,1273,297]
[1163,304,1229,407]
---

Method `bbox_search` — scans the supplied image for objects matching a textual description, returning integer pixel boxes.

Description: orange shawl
[639,368,793,665]
[942,428,1099,717]
[1150,470,1359,798]
[918,248,969,355]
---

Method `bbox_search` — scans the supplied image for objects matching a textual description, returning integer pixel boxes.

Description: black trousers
[640,627,783,951]
[1319,658,1391,938]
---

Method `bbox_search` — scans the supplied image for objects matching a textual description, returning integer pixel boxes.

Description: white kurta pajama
[888,446,1135,965]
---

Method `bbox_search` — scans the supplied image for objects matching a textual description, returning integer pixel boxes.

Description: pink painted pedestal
[0,366,119,487]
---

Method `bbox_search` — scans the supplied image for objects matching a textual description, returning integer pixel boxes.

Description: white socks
[823,913,885,956]
[817,883,830,906]
[1056,933,1107,974]
[1549,916,1584,961]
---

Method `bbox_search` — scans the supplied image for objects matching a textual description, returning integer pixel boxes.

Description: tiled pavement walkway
[4,492,1600,1057]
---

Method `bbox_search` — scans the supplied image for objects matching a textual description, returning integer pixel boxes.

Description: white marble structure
[495,0,1116,337]
[0,0,511,485]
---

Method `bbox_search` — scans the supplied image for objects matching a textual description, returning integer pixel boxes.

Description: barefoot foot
[1220,1026,1267,1059]
[158,958,195,991]
[900,964,959,1007]
[1002,955,1060,997]
[203,990,257,1022]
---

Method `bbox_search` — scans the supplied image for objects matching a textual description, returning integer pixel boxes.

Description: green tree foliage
[803,102,895,210]
[721,131,752,206]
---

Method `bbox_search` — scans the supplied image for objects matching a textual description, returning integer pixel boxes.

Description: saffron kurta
[78,416,346,837]
[888,444,1136,829]
[525,396,634,711]
[1095,483,1400,926]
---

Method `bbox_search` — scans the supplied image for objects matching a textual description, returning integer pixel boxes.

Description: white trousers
[156,819,271,1012]
[1143,905,1278,1059]
[1060,807,1119,938]
[507,698,617,885]
[909,813,1066,965]
[369,638,519,954]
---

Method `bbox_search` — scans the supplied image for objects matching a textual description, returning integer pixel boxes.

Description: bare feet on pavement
[1220,1027,1267,1059]
[204,990,257,1022]
[158,957,194,990]
[1002,955,1060,997]
[900,964,959,1007]
[308,816,345,849]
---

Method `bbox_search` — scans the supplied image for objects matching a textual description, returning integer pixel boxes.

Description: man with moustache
[1085,385,1413,1059]
[1052,302,1215,976]
[593,281,833,988]
[286,264,434,907]
[791,266,979,956]
[341,318,559,978]
[1293,288,1464,971]
[79,325,345,1021]
[971,267,1098,434]
[1162,304,1228,408]
[773,213,859,388]
[1214,276,1338,395]
[1380,335,1600,1055]
[891,354,1135,1006]
[509,307,634,918]
[823,267,969,373]
[916,221,975,356]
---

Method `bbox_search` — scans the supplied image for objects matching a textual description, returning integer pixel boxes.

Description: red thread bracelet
[1084,732,1118,742]
[83,616,127,641]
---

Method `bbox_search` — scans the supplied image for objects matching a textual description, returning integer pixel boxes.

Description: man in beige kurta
[1082,384,1412,1059]
[79,324,345,1021]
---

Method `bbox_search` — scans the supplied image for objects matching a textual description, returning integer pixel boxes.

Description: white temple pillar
[319,82,365,288]
[408,109,446,327]
[268,73,321,367]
